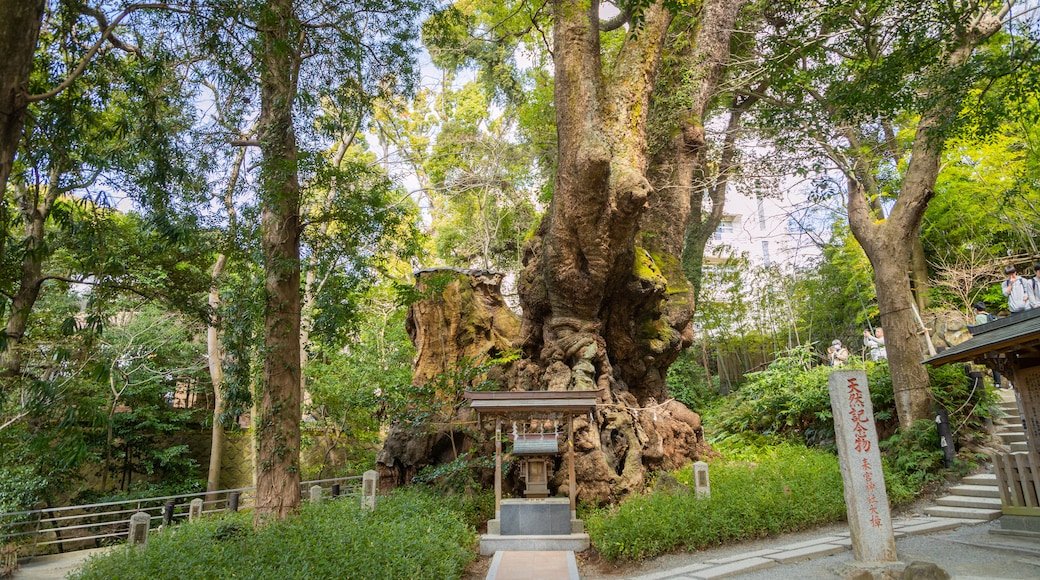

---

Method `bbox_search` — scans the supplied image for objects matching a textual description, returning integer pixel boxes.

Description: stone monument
[828,370,897,563]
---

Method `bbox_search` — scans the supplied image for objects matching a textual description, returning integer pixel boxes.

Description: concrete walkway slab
[764,542,846,564]
[704,549,780,565]
[687,557,777,579]
[486,550,578,580]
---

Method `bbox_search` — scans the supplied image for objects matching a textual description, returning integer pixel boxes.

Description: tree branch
[27,3,177,103]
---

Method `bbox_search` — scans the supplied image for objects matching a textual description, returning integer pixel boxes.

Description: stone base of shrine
[479,534,590,556]
[490,498,578,535]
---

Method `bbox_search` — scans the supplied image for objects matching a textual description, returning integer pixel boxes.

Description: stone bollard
[128,512,150,546]
[310,485,323,503]
[361,470,379,511]
[693,461,711,499]
[189,498,204,522]
[331,483,341,498]
[227,492,240,513]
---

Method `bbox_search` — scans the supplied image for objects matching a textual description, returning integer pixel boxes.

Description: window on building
[761,240,771,267]
[757,196,766,230]
[714,217,735,240]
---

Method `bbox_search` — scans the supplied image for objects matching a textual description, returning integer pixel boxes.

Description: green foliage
[386,352,519,432]
[707,345,892,446]
[879,419,944,504]
[665,348,719,411]
[706,347,995,504]
[585,443,845,562]
[71,488,477,580]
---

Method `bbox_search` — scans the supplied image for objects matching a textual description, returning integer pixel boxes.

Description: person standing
[1002,265,1033,313]
[973,302,995,325]
[828,339,849,367]
[862,328,887,361]
[973,303,1004,388]
[1028,263,1040,308]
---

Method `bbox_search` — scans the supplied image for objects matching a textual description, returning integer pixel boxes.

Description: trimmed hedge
[71,487,478,580]
[585,443,846,562]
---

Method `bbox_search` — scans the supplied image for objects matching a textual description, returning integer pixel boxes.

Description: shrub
[585,442,845,562]
[71,487,477,580]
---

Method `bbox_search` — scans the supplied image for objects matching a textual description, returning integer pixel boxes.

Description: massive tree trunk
[0,0,45,203]
[514,1,712,502]
[376,269,521,488]
[645,0,747,302]
[253,0,303,525]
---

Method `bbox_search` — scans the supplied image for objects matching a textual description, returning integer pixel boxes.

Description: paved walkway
[13,515,1040,579]
[581,515,1040,580]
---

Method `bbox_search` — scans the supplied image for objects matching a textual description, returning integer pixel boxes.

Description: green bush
[585,443,845,562]
[706,345,894,445]
[71,487,478,580]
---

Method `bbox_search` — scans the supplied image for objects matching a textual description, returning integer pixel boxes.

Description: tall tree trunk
[206,254,228,497]
[647,0,747,303]
[2,173,62,377]
[0,0,45,202]
[845,8,1005,430]
[254,0,303,525]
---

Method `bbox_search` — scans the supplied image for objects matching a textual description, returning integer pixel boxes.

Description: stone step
[961,473,997,486]
[936,495,1003,510]
[997,432,1028,443]
[993,416,1022,425]
[998,401,1020,412]
[923,505,1002,520]
[948,484,1001,499]
[1011,441,1029,452]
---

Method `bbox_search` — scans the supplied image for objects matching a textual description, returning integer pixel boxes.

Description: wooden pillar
[568,414,576,517]
[495,417,502,519]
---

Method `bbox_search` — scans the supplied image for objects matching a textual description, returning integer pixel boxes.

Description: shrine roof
[923,308,1040,367]
[464,389,601,414]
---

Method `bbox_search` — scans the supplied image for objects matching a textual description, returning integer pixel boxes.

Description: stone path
[617,516,976,580]
[486,550,579,580]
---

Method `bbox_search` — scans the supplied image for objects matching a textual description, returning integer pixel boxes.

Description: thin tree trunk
[254,0,303,525]
[206,254,228,497]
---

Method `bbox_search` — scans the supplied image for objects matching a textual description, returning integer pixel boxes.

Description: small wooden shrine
[464,389,600,553]
[924,308,1040,531]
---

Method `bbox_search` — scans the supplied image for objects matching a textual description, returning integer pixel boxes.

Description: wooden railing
[0,476,362,562]
[993,452,1040,514]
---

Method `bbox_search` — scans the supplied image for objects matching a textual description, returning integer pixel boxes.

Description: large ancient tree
[380,0,747,502]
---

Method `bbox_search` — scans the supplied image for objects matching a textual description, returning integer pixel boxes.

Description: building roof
[923,308,1040,367]
[512,435,560,455]
[464,390,601,415]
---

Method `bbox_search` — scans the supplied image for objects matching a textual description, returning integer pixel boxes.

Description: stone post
[189,498,204,522]
[228,491,240,512]
[331,483,341,498]
[128,512,150,546]
[828,370,897,563]
[362,470,378,511]
[693,461,711,499]
[162,501,175,527]
[310,485,323,503]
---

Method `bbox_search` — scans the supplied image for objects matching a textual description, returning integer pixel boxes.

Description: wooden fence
[993,452,1040,515]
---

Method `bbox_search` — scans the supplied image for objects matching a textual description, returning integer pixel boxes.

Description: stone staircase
[924,392,1025,521]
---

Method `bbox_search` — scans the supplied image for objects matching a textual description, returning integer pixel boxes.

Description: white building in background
[704,186,822,269]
